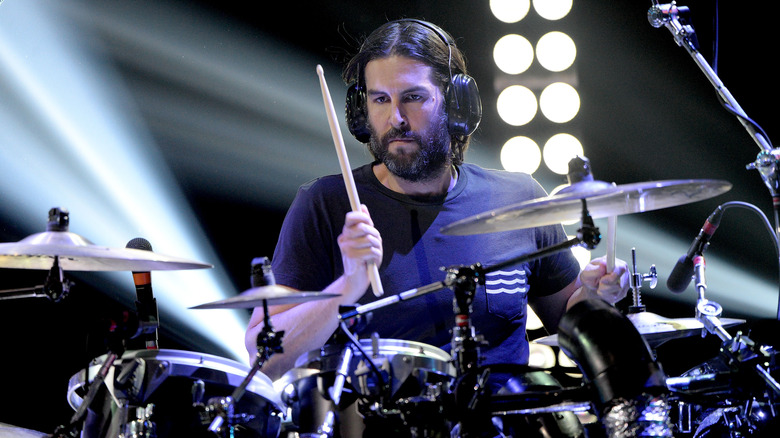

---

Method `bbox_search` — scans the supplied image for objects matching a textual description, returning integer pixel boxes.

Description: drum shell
[277,339,455,437]
[68,349,284,438]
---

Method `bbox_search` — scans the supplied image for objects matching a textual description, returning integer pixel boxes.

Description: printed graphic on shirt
[485,268,528,295]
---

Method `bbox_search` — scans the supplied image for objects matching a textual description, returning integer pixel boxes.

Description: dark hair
[342,20,472,165]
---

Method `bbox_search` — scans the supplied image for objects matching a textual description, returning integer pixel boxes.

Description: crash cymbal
[0,231,212,271]
[441,179,732,236]
[533,311,746,348]
[190,285,339,309]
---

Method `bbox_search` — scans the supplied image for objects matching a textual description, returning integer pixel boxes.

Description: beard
[368,111,451,182]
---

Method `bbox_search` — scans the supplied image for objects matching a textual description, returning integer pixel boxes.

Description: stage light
[532,0,573,20]
[536,31,577,72]
[497,85,537,126]
[493,34,534,75]
[490,0,531,23]
[543,133,584,174]
[527,305,544,330]
[500,136,541,174]
[540,82,580,123]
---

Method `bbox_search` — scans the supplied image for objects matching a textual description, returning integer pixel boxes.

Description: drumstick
[606,215,617,273]
[316,65,384,297]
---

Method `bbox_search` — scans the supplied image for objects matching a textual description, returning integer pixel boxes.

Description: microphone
[126,237,159,349]
[667,206,724,293]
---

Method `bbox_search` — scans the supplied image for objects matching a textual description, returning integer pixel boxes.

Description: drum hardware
[198,257,289,436]
[0,254,74,302]
[627,247,657,314]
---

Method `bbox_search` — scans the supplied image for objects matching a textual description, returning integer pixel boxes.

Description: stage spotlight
[532,0,573,20]
[490,0,531,23]
[497,85,537,126]
[536,31,577,72]
[493,34,534,75]
[540,82,580,123]
[543,133,584,174]
[500,136,541,174]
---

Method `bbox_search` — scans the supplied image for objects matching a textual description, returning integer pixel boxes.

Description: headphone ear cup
[345,83,372,143]
[446,73,482,137]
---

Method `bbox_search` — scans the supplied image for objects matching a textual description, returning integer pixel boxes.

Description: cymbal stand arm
[207,299,284,436]
[0,256,73,302]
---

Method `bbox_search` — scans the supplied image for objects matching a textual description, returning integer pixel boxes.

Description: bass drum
[275,338,455,437]
[67,349,285,438]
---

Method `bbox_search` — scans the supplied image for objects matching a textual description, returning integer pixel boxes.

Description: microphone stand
[649,3,780,320]
[688,254,780,398]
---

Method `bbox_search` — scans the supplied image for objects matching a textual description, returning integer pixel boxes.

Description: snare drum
[277,338,455,437]
[67,349,284,438]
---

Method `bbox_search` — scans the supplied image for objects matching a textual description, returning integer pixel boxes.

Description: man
[246,19,628,385]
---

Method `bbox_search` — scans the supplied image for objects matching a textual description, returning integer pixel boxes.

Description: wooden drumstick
[606,215,617,273]
[316,65,384,297]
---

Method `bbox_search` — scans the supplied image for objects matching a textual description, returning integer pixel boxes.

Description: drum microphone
[126,237,160,349]
[666,206,724,293]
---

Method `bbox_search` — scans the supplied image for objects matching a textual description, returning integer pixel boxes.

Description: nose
[389,102,408,130]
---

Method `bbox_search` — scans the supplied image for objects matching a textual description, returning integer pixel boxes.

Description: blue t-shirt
[271,162,580,367]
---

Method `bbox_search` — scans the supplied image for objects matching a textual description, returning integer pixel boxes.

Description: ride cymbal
[0,231,212,271]
[190,285,339,309]
[441,179,732,235]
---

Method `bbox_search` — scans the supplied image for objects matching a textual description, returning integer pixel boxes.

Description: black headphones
[345,19,482,144]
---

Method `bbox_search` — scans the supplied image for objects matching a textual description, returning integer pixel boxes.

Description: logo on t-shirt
[485,269,528,295]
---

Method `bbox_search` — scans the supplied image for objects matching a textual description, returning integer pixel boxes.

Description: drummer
[246,19,630,382]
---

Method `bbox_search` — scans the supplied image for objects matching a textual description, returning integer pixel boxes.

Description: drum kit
[1,150,777,438]
[0,4,778,438]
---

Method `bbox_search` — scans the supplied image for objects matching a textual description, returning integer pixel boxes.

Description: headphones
[345,19,482,143]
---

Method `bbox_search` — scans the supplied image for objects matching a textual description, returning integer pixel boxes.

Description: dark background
[0,0,779,434]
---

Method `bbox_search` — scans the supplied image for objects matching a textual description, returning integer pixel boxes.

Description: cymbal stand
[627,247,657,314]
[206,297,284,436]
[0,255,74,302]
[648,3,780,238]
[692,254,780,397]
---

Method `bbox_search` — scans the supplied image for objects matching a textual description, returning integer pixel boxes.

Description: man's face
[364,56,451,182]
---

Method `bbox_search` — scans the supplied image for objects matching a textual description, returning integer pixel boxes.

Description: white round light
[500,136,541,174]
[490,0,532,23]
[536,31,576,72]
[544,133,584,174]
[539,82,580,123]
[493,34,534,75]
[532,0,573,20]
[497,85,537,126]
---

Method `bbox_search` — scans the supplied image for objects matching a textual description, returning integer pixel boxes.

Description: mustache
[381,127,420,144]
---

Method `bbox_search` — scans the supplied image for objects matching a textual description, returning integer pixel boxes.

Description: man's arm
[529,255,629,334]
[245,205,381,381]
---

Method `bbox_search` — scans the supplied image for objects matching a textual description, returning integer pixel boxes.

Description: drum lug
[119,404,156,438]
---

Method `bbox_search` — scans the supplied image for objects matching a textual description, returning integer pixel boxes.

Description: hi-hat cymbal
[190,285,339,309]
[441,179,732,236]
[0,231,212,271]
[533,311,746,348]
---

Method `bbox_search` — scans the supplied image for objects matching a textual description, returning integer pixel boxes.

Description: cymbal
[0,231,212,271]
[190,285,339,309]
[533,311,746,348]
[441,179,732,236]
